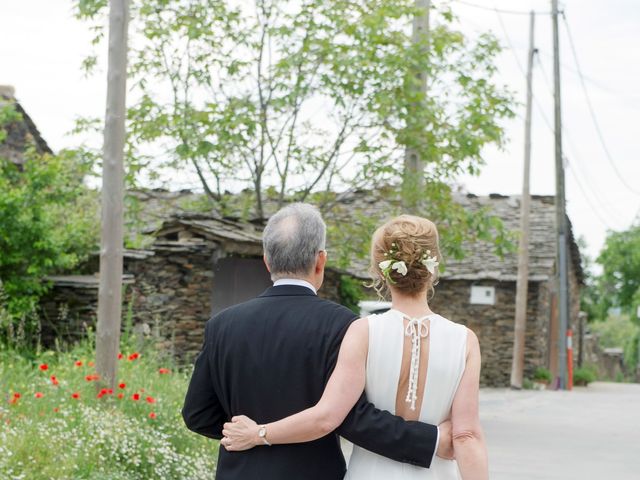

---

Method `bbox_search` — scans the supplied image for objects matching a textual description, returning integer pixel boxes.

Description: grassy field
[0,336,218,479]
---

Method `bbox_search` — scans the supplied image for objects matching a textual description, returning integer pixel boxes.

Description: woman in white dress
[222,215,488,479]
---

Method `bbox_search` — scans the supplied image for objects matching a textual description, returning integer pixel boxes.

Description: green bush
[0,336,217,479]
[532,367,552,383]
[573,365,598,386]
[339,275,365,314]
[1,104,98,334]
[590,314,640,372]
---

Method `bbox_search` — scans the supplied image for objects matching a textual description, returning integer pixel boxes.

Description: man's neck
[273,278,317,294]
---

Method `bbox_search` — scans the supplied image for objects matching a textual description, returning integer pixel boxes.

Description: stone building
[426,195,583,386]
[3,84,584,386]
[326,192,584,386]
[0,85,52,166]
[40,190,583,386]
[41,212,350,359]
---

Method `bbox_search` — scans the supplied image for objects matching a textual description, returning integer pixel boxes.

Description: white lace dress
[346,310,468,480]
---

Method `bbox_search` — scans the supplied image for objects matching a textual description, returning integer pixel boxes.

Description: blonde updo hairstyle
[370,215,441,298]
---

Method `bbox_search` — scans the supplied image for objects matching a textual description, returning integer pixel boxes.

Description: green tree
[74,0,516,271]
[0,104,98,322]
[595,225,640,320]
[75,1,512,205]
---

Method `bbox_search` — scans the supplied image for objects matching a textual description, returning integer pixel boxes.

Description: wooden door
[211,257,272,315]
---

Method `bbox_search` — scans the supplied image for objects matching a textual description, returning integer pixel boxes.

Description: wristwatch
[258,425,271,446]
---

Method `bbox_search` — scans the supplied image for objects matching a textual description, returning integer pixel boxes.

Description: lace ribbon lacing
[404,315,431,411]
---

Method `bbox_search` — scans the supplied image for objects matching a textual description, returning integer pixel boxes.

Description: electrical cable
[449,0,552,16]
[561,12,640,195]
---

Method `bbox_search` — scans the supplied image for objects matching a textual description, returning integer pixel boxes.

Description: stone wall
[40,284,99,345]
[40,247,349,362]
[125,246,216,361]
[429,279,544,387]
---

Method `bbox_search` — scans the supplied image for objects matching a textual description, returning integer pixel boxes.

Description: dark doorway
[211,257,272,315]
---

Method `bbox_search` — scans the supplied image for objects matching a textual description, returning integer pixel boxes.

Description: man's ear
[315,250,327,273]
[263,254,271,273]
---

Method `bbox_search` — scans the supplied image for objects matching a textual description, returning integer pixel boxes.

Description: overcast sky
[1,0,638,260]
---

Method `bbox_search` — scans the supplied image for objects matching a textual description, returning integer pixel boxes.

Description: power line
[561,12,640,196]
[456,5,634,225]
[535,55,554,98]
[449,0,552,16]
[497,8,633,223]
[495,10,556,132]
[534,54,628,224]
[565,156,615,230]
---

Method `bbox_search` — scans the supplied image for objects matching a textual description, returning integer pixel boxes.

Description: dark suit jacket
[182,284,438,480]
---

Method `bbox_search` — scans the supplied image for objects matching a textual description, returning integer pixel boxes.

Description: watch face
[259,427,266,438]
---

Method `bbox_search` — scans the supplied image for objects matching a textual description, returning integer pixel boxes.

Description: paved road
[480,382,640,479]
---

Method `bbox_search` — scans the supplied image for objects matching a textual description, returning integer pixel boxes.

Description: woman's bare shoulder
[347,317,370,338]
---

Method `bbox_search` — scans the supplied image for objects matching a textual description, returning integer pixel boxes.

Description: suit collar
[259,285,318,297]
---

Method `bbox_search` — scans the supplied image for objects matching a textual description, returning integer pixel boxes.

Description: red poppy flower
[85,374,99,382]
[53,407,59,413]
[117,353,123,360]
[39,364,48,371]
[34,392,44,398]
[118,382,126,389]
[97,392,104,399]
[149,412,157,419]
[88,361,95,367]
[50,375,59,386]
[99,388,108,396]
[132,393,140,401]
[117,393,124,399]
[13,392,21,399]
[128,352,140,361]
[146,396,156,404]
[158,368,170,374]
[75,360,83,367]
[71,392,80,399]
[107,389,113,395]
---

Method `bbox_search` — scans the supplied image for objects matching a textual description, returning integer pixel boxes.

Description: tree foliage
[592,225,640,322]
[0,104,98,319]
[74,0,515,262]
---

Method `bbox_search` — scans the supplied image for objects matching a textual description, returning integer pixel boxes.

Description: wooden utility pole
[552,0,570,390]
[510,11,536,390]
[96,0,129,389]
[403,0,430,212]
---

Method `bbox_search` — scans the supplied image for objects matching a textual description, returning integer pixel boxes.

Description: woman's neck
[389,290,434,318]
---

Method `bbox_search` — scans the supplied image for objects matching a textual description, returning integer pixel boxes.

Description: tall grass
[0,330,218,479]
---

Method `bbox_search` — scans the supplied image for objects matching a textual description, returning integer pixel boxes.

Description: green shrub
[590,314,640,371]
[339,275,365,314]
[573,365,598,386]
[532,367,552,383]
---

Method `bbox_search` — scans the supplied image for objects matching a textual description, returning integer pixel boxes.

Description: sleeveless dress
[346,309,468,480]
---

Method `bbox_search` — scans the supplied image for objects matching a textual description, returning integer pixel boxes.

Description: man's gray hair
[263,203,326,279]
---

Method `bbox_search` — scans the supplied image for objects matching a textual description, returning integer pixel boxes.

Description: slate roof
[139,189,583,284]
[0,86,52,165]
[152,213,264,256]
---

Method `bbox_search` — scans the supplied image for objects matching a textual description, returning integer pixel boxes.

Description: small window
[470,285,495,305]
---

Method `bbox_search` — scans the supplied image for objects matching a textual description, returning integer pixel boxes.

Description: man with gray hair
[182,203,450,480]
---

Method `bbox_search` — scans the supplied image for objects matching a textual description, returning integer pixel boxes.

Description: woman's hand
[221,415,260,451]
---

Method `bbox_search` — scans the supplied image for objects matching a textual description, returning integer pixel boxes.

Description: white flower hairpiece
[421,249,439,274]
[378,243,438,283]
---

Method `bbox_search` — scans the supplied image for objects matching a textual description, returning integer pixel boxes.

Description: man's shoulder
[208,294,358,332]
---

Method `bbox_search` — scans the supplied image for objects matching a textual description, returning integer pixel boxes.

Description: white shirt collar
[273,278,317,294]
